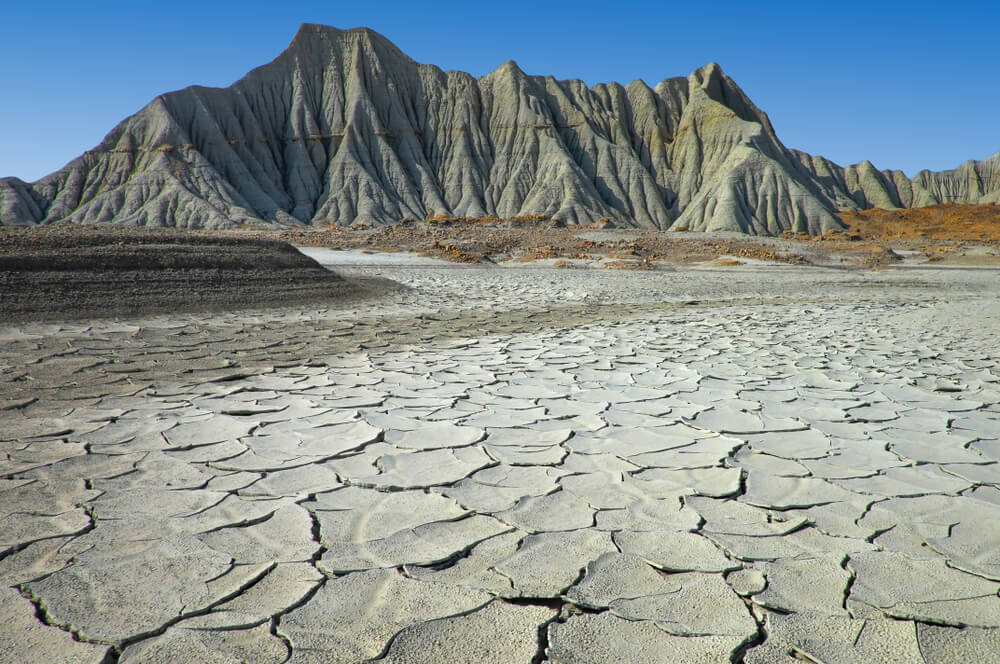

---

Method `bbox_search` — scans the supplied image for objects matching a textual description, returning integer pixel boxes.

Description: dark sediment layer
[0,226,396,322]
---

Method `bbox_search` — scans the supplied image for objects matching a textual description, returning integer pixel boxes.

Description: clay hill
[2,24,998,235]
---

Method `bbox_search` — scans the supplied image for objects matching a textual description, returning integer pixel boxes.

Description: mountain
[2,24,998,234]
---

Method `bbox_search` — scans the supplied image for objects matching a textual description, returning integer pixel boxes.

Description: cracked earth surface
[2,263,1000,663]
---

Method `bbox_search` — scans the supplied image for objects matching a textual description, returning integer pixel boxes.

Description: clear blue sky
[2,0,997,181]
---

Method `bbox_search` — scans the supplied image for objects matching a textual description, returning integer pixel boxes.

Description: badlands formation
[3,21,1000,664]
[2,257,1000,662]
[1,23,999,234]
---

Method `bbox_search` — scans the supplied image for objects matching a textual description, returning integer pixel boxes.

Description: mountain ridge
[2,23,998,234]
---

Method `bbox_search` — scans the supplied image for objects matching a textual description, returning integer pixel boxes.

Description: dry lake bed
[2,257,1000,663]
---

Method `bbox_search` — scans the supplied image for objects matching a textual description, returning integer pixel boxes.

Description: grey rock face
[792,150,1000,211]
[3,24,995,234]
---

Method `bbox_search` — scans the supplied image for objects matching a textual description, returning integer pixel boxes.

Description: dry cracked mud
[2,260,1000,663]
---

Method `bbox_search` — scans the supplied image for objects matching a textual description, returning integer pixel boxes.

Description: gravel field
[2,260,999,663]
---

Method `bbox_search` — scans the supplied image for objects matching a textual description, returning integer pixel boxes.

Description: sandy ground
[273,216,1000,270]
[2,256,1000,663]
[298,247,461,267]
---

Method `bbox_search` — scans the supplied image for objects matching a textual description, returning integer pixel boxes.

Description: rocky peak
[1,24,996,233]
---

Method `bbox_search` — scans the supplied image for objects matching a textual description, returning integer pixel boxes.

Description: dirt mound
[0,226,395,322]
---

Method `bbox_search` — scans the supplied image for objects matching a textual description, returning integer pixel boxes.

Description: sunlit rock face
[2,24,997,233]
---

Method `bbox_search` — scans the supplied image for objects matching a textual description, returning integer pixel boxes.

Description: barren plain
[2,240,1000,663]
[273,207,1000,270]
